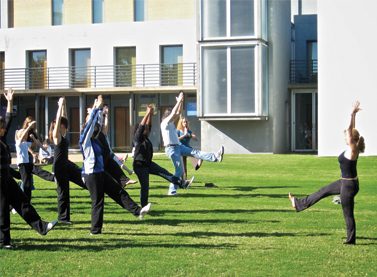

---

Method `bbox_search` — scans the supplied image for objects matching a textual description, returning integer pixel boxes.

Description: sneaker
[126,179,138,186]
[90,231,102,236]
[195,159,203,171]
[1,244,16,250]
[11,208,17,215]
[332,195,341,204]
[43,220,58,235]
[182,176,195,189]
[167,183,178,196]
[216,146,224,162]
[139,203,151,220]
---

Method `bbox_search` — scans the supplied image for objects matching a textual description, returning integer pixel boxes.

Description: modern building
[318,0,377,156]
[0,0,199,151]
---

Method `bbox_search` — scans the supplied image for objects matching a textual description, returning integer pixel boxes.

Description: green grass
[1,154,377,277]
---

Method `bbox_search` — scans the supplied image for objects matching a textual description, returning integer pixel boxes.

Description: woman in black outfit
[0,89,57,249]
[51,97,87,224]
[133,105,194,207]
[289,101,364,244]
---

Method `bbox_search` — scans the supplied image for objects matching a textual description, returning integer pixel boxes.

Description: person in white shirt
[160,91,224,196]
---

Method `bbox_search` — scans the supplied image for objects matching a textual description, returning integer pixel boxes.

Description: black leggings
[295,179,359,243]
[18,163,33,201]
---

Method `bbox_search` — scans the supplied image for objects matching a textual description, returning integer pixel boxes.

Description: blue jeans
[165,145,217,179]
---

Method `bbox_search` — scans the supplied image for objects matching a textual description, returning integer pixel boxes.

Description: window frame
[199,41,267,118]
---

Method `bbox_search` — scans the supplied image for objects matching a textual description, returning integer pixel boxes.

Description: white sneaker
[11,208,17,214]
[167,183,178,196]
[184,176,195,189]
[139,203,151,219]
[216,146,224,162]
[44,220,58,235]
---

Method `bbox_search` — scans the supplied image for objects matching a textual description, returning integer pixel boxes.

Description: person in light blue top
[161,91,224,196]
[80,95,150,235]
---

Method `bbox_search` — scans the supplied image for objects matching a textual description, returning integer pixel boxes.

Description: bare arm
[163,92,184,124]
[347,101,361,156]
[15,121,36,142]
[102,106,109,135]
[4,89,14,113]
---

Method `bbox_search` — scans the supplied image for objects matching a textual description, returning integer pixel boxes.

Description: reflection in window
[231,0,254,36]
[27,50,47,89]
[160,46,183,86]
[202,0,226,38]
[52,0,63,26]
[231,47,255,113]
[0,52,4,89]
[115,47,136,87]
[307,41,317,82]
[92,0,103,24]
[202,47,227,114]
[70,49,91,88]
[134,0,145,22]
[202,0,255,39]
[202,46,257,115]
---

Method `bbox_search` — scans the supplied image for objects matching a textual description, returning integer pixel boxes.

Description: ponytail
[357,136,365,153]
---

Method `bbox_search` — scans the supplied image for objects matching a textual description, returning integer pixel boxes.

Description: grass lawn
[1,154,377,277]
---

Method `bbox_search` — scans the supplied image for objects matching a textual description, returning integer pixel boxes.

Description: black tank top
[338,151,358,178]
[54,135,69,166]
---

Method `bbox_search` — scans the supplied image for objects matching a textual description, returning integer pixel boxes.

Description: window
[114,47,136,87]
[202,0,255,39]
[52,0,63,26]
[134,0,145,22]
[27,50,47,89]
[92,0,103,24]
[8,0,14,28]
[202,45,265,116]
[307,41,317,82]
[0,52,4,89]
[160,45,183,86]
[70,49,91,88]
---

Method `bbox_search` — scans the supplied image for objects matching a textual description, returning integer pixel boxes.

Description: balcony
[0,63,197,91]
[289,60,317,84]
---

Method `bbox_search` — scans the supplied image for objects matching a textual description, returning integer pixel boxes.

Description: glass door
[291,91,317,151]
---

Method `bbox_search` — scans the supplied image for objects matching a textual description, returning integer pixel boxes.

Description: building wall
[318,0,377,156]
[200,0,291,154]
[64,0,92,25]
[148,0,195,20]
[105,0,134,22]
[14,0,51,27]
[0,20,196,68]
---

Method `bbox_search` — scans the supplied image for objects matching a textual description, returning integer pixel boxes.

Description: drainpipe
[298,0,302,15]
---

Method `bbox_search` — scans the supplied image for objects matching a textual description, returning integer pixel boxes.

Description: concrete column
[45,96,49,139]
[0,0,8,28]
[79,94,84,130]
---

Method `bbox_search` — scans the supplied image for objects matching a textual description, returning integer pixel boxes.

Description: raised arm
[102,105,109,135]
[163,91,184,124]
[52,97,66,145]
[347,101,361,132]
[15,121,36,142]
[4,88,14,114]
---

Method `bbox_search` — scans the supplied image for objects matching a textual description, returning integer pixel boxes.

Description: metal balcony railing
[0,63,197,90]
[290,60,318,84]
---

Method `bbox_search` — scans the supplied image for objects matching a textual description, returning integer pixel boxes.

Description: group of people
[0,90,225,249]
[0,87,366,249]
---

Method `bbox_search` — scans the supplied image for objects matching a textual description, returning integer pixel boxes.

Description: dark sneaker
[42,220,58,235]
[195,159,203,171]
[59,220,73,225]
[182,176,195,189]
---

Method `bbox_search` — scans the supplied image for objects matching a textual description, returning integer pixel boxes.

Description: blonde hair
[352,128,365,153]
[177,117,188,131]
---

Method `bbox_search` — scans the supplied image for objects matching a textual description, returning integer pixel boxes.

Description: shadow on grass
[172,231,331,238]
[13,237,237,251]
[230,185,300,192]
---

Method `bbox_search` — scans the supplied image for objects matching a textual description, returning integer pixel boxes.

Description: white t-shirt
[16,141,32,164]
[160,119,180,146]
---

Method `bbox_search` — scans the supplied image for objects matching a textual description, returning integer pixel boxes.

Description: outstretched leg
[294,179,342,212]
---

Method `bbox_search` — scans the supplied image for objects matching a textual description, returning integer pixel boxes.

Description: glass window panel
[231,0,254,36]
[160,46,183,86]
[70,49,91,88]
[202,0,226,38]
[134,0,145,22]
[27,50,47,89]
[203,47,227,114]
[92,0,103,24]
[115,47,136,87]
[52,0,63,26]
[231,47,255,113]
